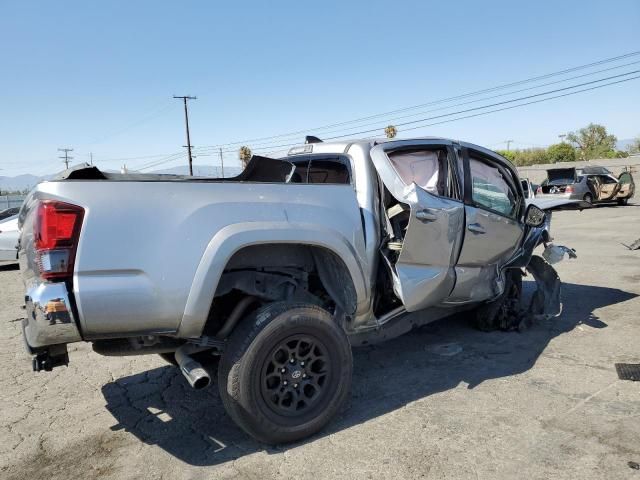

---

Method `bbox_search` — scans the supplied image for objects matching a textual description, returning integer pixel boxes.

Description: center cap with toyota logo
[291,370,302,379]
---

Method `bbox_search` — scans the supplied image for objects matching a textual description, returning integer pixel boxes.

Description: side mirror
[525,204,546,227]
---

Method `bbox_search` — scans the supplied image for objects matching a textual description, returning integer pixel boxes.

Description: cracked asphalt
[1,204,640,479]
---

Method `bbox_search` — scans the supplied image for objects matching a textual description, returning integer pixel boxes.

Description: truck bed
[20,174,366,339]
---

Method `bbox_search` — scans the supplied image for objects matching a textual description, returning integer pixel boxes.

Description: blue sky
[0,0,639,177]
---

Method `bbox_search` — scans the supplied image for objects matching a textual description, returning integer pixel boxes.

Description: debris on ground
[542,244,577,264]
[622,238,640,250]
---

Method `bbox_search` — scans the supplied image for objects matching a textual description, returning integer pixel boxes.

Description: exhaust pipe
[175,345,211,390]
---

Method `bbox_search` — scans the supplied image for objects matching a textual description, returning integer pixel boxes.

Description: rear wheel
[617,198,629,206]
[583,193,593,204]
[218,302,352,444]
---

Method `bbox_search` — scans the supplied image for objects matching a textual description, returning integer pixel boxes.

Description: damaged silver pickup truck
[17,137,583,444]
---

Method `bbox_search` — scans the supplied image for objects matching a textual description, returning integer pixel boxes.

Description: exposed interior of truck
[373,146,454,315]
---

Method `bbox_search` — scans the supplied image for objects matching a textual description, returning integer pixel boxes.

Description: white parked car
[0,215,19,265]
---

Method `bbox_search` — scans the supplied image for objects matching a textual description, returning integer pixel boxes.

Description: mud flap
[525,255,561,320]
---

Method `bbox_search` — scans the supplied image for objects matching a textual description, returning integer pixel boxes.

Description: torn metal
[542,244,577,264]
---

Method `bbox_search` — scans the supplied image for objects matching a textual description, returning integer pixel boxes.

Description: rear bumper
[537,192,576,200]
[22,281,82,352]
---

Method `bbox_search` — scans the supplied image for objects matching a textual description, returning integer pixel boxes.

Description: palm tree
[385,125,397,139]
[239,146,252,169]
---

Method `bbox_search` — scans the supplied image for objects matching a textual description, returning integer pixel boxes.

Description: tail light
[34,201,84,280]
[536,186,542,195]
[565,185,574,193]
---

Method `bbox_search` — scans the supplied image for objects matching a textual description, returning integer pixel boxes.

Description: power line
[232,72,640,155]
[395,74,640,135]
[86,100,176,145]
[58,148,73,169]
[173,95,197,176]
[135,71,640,171]
[93,151,184,163]
[321,69,640,140]
[97,54,640,172]
[192,50,640,151]
[137,152,187,171]
[210,59,640,152]
[217,68,639,151]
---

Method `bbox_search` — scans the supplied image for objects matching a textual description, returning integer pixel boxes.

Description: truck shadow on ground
[101,281,636,466]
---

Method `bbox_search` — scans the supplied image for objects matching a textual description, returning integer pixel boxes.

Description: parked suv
[17,137,579,444]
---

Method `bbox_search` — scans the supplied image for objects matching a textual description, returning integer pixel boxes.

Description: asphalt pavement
[1,203,639,479]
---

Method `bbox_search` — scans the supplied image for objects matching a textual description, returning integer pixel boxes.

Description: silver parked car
[537,166,635,205]
[0,215,19,265]
[17,137,581,444]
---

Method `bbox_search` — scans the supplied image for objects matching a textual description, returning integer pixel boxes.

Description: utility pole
[58,148,73,169]
[173,95,197,176]
[89,152,94,165]
[505,140,514,151]
[219,147,225,178]
[558,134,567,143]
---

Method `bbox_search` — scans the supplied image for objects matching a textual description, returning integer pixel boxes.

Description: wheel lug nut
[283,380,288,386]
[281,368,286,373]
[300,361,305,366]
[293,383,298,388]
[302,373,307,378]
[290,358,295,364]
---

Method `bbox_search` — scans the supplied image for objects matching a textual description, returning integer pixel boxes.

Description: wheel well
[203,244,357,337]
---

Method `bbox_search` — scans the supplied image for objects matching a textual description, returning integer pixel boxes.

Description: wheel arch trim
[176,222,369,338]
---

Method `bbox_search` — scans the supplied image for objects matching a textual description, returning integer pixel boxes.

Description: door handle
[415,209,438,222]
[467,223,486,234]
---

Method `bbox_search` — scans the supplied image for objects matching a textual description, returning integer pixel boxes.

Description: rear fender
[176,222,369,338]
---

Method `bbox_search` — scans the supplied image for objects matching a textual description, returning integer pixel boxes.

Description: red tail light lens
[565,185,574,193]
[34,201,84,280]
[536,186,542,195]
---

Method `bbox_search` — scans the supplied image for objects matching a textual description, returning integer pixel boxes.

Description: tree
[239,146,252,169]
[496,148,549,166]
[565,123,617,160]
[495,149,516,163]
[547,143,576,163]
[626,136,640,154]
[385,125,397,139]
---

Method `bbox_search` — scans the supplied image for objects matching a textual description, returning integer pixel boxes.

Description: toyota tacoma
[17,137,581,444]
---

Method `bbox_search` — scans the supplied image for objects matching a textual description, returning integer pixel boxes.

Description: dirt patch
[3,432,132,480]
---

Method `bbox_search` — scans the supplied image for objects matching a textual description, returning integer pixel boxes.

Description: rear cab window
[283,154,352,185]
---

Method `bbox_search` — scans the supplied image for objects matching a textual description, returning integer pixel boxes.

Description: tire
[218,302,352,444]
[583,193,593,204]
[473,269,523,331]
[617,198,629,206]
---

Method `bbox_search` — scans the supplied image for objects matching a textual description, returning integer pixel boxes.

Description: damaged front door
[595,174,621,201]
[370,140,464,312]
[616,171,635,200]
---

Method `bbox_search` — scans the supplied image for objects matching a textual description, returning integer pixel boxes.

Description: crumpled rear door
[370,141,464,312]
